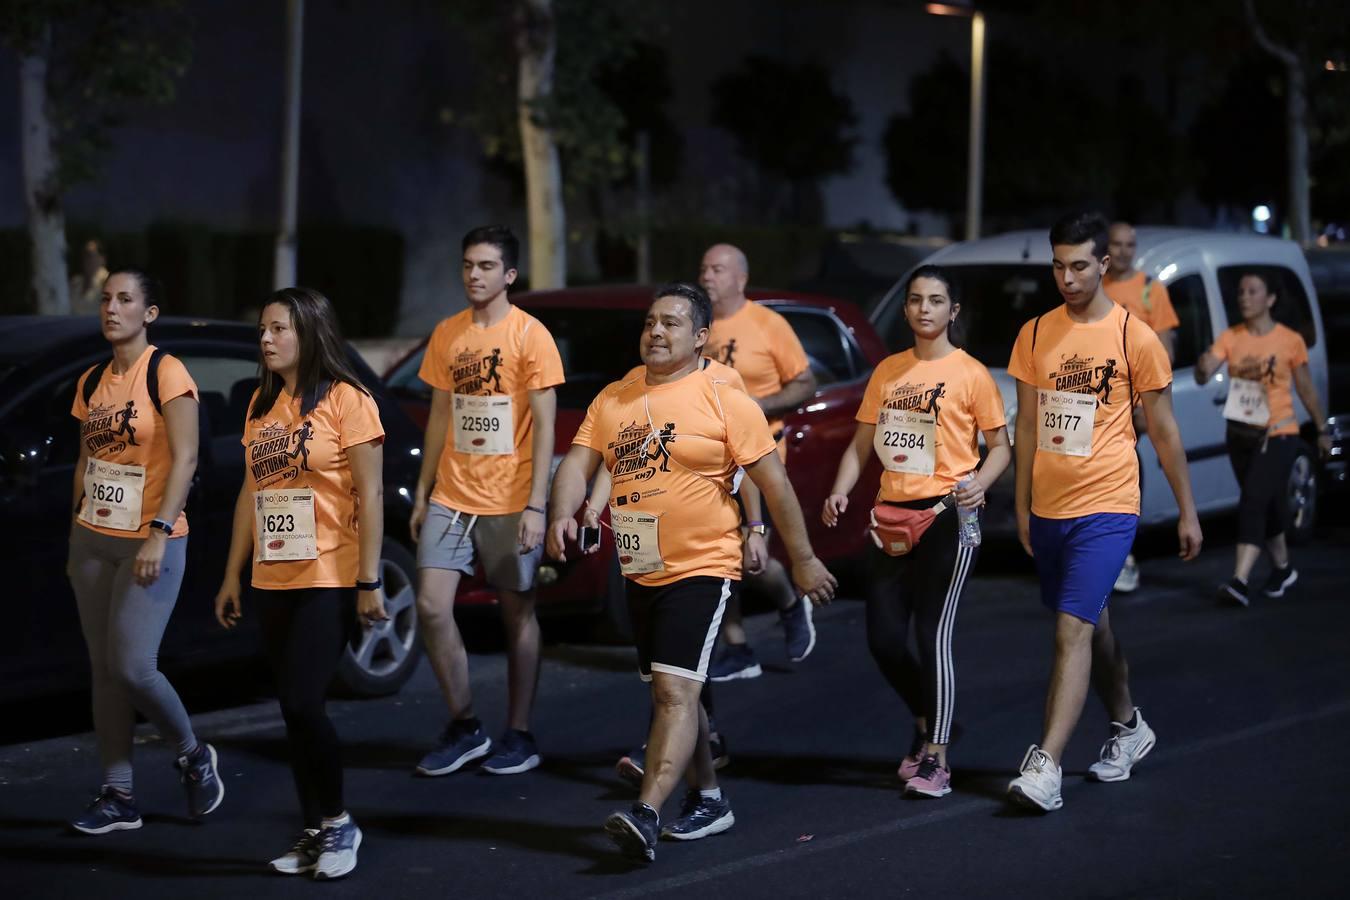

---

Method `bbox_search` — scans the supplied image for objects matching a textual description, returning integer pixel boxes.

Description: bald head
[1107,222,1136,276]
[699,243,749,314]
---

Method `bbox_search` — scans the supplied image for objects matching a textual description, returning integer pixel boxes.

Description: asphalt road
[2,518,1348,899]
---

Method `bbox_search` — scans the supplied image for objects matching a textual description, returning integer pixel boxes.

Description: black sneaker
[780,597,817,662]
[708,643,762,682]
[1219,577,1250,607]
[604,803,659,862]
[71,787,142,835]
[1262,567,1298,598]
[660,789,735,841]
[175,742,225,819]
[480,729,541,775]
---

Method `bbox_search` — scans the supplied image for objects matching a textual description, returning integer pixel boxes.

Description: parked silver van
[871,228,1331,539]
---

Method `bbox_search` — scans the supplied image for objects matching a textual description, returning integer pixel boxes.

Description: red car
[383,286,886,632]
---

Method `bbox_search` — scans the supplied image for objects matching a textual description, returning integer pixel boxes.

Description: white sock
[321,812,350,829]
[700,787,722,801]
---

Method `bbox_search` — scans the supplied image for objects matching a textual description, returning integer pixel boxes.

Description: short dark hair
[1049,211,1110,260]
[652,282,712,332]
[462,225,520,271]
[107,267,165,312]
[1238,270,1279,305]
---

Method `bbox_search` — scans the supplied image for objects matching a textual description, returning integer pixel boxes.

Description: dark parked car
[0,316,425,702]
[383,286,887,631]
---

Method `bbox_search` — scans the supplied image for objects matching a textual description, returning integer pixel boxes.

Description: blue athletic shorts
[1028,513,1138,625]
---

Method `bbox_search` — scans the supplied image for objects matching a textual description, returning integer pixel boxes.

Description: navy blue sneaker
[480,729,541,775]
[71,787,142,835]
[661,789,735,841]
[416,723,492,776]
[175,742,224,818]
[708,643,762,682]
[709,731,730,770]
[615,744,645,788]
[604,803,659,862]
[781,597,816,662]
[313,818,362,880]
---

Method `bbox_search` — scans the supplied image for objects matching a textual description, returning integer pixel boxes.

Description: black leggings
[255,587,355,827]
[864,501,977,746]
[1228,425,1299,546]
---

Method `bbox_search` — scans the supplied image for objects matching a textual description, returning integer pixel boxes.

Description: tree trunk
[515,0,566,289]
[19,25,70,316]
[273,0,304,290]
[1245,0,1312,246]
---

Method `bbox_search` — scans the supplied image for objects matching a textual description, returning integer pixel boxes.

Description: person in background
[70,239,111,317]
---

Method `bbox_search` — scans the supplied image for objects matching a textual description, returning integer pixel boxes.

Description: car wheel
[336,538,422,697]
[1286,445,1318,545]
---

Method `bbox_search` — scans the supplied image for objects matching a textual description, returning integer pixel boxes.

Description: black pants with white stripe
[864,501,976,747]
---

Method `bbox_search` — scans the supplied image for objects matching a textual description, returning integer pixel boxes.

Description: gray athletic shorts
[417,502,543,592]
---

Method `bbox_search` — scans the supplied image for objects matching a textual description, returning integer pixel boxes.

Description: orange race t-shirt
[418,305,565,515]
[1208,322,1309,437]
[705,300,809,445]
[243,381,385,590]
[1103,271,1180,334]
[856,348,1006,501]
[619,358,748,394]
[573,366,777,587]
[1007,303,1172,519]
[71,345,198,539]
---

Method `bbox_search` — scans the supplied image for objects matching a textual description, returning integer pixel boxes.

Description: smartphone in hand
[579,525,601,552]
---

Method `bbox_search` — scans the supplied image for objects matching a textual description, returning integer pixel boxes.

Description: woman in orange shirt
[67,269,223,834]
[823,266,1011,799]
[214,288,386,880]
[1196,271,1330,606]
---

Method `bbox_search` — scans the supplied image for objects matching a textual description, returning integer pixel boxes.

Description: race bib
[81,459,145,531]
[453,393,514,455]
[254,488,318,561]
[1223,377,1270,427]
[1037,389,1097,457]
[610,509,663,576]
[874,409,937,475]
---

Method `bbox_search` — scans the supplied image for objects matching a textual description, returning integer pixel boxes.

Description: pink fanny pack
[868,497,954,556]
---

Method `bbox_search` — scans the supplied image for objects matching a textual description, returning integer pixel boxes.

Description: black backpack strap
[146,347,168,414]
[1122,311,1134,404]
[81,360,111,406]
[1031,314,1043,352]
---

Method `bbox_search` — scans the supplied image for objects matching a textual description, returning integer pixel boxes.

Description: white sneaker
[1007,745,1063,812]
[313,819,362,880]
[1113,554,1140,593]
[268,828,321,875]
[1088,708,1156,782]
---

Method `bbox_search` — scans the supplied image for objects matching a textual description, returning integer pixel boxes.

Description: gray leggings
[67,525,197,792]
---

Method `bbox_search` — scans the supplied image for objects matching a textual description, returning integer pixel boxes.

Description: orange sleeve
[767,312,810,383]
[337,385,385,449]
[855,363,887,425]
[1287,331,1309,370]
[70,366,96,420]
[573,392,604,451]
[157,355,199,405]
[970,363,1007,431]
[523,319,565,390]
[1208,328,1231,362]
[1148,281,1181,332]
[417,322,454,391]
[726,367,748,393]
[720,384,777,466]
[1006,319,1038,386]
[1130,322,1173,393]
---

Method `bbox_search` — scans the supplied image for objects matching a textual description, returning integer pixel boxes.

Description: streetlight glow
[926,2,974,16]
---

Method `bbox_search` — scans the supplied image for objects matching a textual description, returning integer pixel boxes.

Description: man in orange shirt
[547,283,836,862]
[700,244,819,679]
[410,226,565,778]
[1005,213,1201,813]
[1102,220,1182,594]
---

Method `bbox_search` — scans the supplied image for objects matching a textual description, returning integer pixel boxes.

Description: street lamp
[927,2,985,242]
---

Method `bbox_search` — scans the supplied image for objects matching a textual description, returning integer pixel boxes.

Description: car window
[1166,274,1211,369]
[6,369,89,469]
[876,265,1063,368]
[175,354,260,437]
[1217,265,1318,348]
[775,308,853,386]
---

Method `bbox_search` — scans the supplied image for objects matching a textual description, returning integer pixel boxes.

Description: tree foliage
[0,0,192,191]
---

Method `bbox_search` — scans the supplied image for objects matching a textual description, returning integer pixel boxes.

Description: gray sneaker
[313,819,362,880]
[1088,709,1157,782]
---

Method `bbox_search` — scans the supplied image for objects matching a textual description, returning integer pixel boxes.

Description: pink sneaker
[897,732,927,781]
[904,755,951,798]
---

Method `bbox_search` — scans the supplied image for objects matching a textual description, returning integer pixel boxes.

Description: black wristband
[150,518,174,535]
[356,579,382,591]
[525,504,545,515]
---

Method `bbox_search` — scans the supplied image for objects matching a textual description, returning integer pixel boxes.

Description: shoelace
[908,732,928,761]
[319,825,347,852]
[288,830,320,855]
[1028,750,1054,774]
[914,755,945,781]
[1101,733,1124,762]
[89,788,125,813]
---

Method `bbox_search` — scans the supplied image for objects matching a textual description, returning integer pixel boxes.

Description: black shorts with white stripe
[625,575,735,683]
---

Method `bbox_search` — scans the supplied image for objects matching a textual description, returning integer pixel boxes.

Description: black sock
[452,716,483,736]
[1123,710,1139,729]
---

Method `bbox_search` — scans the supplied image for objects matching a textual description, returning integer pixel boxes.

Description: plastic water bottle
[956,475,982,548]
